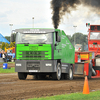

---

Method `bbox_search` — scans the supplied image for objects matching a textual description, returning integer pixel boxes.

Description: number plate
[29,70,38,72]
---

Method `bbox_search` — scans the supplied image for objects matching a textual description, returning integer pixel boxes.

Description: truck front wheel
[52,63,61,80]
[18,72,27,80]
[57,63,61,80]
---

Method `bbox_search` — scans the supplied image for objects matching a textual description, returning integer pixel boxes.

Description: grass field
[0,67,15,73]
[28,90,100,100]
[7,62,15,64]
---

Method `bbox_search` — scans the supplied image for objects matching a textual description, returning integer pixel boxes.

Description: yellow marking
[80,54,89,59]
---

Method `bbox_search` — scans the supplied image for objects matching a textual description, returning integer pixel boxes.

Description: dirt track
[0,63,100,100]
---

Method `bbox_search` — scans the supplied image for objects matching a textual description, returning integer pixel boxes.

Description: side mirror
[11,34,15,42]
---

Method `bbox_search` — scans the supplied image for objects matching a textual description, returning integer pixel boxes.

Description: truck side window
[55,31,61,42]
[55,31,58,42]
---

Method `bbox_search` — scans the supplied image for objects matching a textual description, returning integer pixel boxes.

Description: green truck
[12,28,75,80]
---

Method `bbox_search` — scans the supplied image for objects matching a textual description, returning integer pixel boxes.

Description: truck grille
[19,51,48,59]
[27,62,40,70]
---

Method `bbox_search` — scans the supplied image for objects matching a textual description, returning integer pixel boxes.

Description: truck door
[54,31,62,59]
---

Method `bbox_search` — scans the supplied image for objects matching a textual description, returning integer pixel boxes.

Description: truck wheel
[56,63,61,80]
[18,72,27,80]
[66,65,73,80]
[88,63,92,79]
[52,63,61,80]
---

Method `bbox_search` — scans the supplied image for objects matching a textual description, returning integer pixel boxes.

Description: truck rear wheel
[65,65,73,80]
[18,72,27,80]
[52,63,61,80]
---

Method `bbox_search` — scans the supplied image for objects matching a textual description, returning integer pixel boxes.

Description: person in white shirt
[2,52,5,62]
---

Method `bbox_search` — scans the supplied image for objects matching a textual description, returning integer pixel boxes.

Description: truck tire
[88,63,92,79]
[65,65,73,80]
[18,72,27,80]
[52,63,61,80]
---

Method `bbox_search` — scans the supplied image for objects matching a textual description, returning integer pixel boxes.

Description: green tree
[5,43,9,49]
[71,32,88,50]
[5,36,10,42]
[13,42,15,47]
[10,42,15,47]
[1,42,5,50]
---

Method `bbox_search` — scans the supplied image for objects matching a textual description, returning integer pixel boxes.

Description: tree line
[67,32,88,50]
[0,42,15,50]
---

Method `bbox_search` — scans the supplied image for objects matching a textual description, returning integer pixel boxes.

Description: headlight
[45,63,52,66]
[16,63,22,66]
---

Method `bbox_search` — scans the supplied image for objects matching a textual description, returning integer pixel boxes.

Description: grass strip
[28,90,100,100]
[0,62,15,64]
[0,67,15,73]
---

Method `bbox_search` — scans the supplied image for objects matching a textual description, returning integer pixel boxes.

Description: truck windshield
[90,32,100,40]
[16,32,53,44]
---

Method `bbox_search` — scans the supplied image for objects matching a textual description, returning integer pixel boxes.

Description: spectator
[1,50,4,58]
[2,52,5,62]
[1,51,2,58]
[0,51,2,58]
[4,52,8,62]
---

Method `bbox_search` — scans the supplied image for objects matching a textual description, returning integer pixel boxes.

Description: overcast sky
[0,0,100,36]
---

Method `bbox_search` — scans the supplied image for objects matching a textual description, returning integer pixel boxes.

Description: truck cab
[88,25,100,56]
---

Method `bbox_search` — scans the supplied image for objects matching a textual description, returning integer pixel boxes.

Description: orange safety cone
[83,76,89,94]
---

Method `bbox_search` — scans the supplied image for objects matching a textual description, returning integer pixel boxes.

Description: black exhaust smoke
[51,0,100,29]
